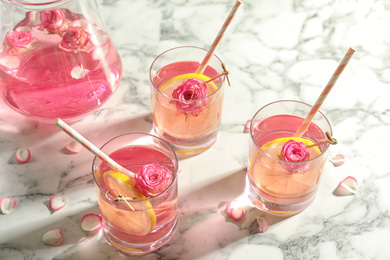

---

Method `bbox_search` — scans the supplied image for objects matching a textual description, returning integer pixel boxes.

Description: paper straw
[195,0,242,74]
[54,118,135,178]
[294,47,356,138]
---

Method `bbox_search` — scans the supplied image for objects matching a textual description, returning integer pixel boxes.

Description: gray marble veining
[1,0,389,259]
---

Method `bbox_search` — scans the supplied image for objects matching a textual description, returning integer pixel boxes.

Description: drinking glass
[247,100,332,216]
[149,46,227,157]
[0,0,122,122]
[92,133,178,255]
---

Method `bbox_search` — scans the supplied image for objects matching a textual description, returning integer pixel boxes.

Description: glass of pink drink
[150,46,227,157]
[0,0,122,122]
[247,100,332,216]
[92,133,178,255]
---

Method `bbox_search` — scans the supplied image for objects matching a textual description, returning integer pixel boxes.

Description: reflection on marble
[1,0,390,259]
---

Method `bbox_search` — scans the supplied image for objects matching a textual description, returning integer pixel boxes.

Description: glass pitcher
[0,0,122,122]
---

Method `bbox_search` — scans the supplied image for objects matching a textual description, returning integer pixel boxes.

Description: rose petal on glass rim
[42,227,63,246]
[65,140,83,154]
[225,199,247,221]
[257,216,269,233]
[0,197,18,214]
[330,154,345,167]
[15,148,31,164]
[244,119,251,133]
[334,176,358,196]
[49,195,68,212]
[81,213,104,232]
[70,65,90,79]
[0,55,20,70]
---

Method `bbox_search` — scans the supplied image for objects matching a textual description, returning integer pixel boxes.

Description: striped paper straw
[54,118,135,178]
[294,47,356,138]
[195,0,242,74]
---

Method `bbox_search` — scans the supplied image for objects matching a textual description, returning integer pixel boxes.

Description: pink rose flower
[134,163,173,197]
[280,140,310,173]
[60,26,89,52]
[40,9,68,35]
[5,30,35,54]
[170,78,208,117]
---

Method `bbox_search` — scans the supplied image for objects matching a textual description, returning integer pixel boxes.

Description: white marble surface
[1,0,390,259]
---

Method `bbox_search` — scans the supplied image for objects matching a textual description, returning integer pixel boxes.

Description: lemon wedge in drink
[160,73,219,93]
[260,137,321,155]
[103,171,157,236]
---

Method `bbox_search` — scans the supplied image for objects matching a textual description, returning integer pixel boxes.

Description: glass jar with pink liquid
[0,0,122,122]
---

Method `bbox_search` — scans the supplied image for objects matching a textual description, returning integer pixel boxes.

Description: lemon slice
[103,171,157,236]
[260,137,321,155]
[160,73,219,93]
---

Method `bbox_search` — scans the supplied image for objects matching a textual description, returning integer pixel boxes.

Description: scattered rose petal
[334,176,358,196]
[49,195,68,211]
[65,140,83,153]
[70,64,90,79]
[15,148,31,164]
[244,119,251,133]
[0,197,18,214]
[257,216,269,233]
[81,213,104,231]
[330,154,345,167]
[225,199,247,221]
[42,227,63,246]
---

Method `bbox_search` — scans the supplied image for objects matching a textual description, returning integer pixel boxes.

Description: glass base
[152,125,219,158]
[103,218,178,255]
[246,177,316,217]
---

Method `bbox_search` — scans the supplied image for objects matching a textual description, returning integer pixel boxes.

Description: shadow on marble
[0,205,109,258]
[149,169,293,259]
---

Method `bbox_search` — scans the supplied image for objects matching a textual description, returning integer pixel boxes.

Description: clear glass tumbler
[92,133,178,255]
[247,100,332,216]
[149,46,227,157]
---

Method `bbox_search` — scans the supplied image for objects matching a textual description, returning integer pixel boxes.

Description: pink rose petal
[334,176,358,196]
[0,197,18,214]
[257,216,269,233]
[91,44,109,61]
[65,140,83,153]
[49,195,68,211]
[244,119,251,133]
[42,227,63,246]
[225,199,247,221]
[0,55,20,70]
[81,213,104,231]
[330,154,345,167]
[15,148,31,164]
[70,64,90,79]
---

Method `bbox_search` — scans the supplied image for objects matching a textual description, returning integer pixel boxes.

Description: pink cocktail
[0,2,122,122]
[150,46,227,157]
[92,133,178,255]
[247,100,332,216]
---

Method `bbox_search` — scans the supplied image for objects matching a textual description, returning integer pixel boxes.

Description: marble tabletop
[1,0,390,259]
